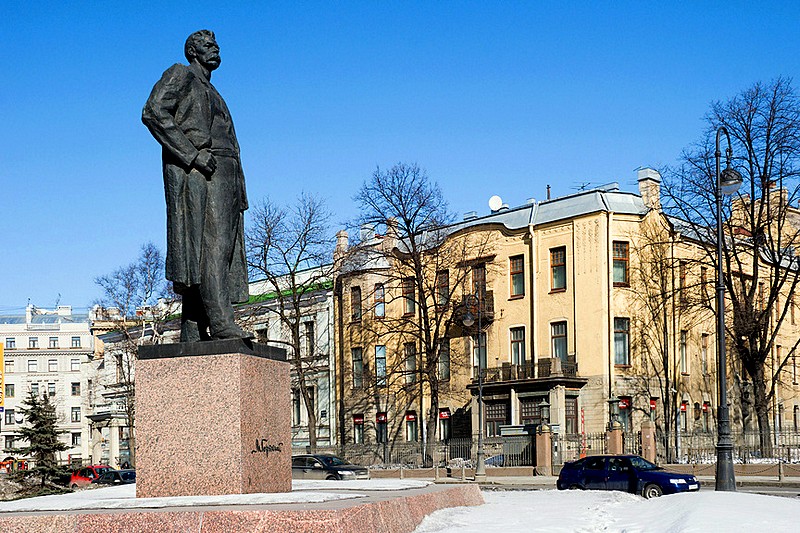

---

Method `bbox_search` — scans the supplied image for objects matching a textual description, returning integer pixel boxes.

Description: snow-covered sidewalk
[415,489,800,533]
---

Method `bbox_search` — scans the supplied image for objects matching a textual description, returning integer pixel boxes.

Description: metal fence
[292,429,800,469]
[658,430,800,464]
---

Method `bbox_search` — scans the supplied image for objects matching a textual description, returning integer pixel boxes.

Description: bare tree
[94,242,175,466]
[246,193,334,451]
[352,163,492,460]
[663,78,800,451]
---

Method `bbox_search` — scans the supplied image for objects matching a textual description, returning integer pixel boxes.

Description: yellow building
[333,169,800,455]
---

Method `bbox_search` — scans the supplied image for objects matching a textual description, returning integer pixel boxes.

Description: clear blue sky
[3,1,800,313]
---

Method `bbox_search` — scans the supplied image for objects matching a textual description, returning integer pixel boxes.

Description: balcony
[474,357,578,384]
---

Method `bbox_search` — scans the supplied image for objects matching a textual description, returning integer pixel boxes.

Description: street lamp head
[462,311,475,328]
[720,164,743,196]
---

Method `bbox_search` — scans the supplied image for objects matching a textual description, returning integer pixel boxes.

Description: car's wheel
[643,483,663,499]
[325,474,338,481]
[568,484,583,490]
[71,484,78,490]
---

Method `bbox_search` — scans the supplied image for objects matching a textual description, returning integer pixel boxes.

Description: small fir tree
[15,390,68,487]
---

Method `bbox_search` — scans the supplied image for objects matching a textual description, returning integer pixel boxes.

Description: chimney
[637,168,661,210]
[334,230,349,266]
[383,217,399,252]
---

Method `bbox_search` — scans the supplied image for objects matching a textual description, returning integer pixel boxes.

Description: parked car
[291,454,370,480]
[70,465,113,489]
[556,455,699,498]
[91,469,136,486]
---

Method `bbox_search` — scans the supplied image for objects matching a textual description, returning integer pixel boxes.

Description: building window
[614,318,630,366]
[438,409,452,441]
[48,359,58,372]
[72,433,81,447]
[353,415,364,444]
[351,347,363,388]
[701,333,709,375]
[291,389,301,425]
[436,270,449,307]
[351,286,362,321]
[5,436,16,450]
[5,384,14,398]
[485,402,508,437]
[700,266,709,301]
[303,321,315,356]
[71,382,80,396]
[405,411,418,441]
[565,397,578,434]
[71,359,80,372]
[680,330,688,374]
[794,405,799,431]
[510,327,525,365]
[550,247,566,291]
[612,242,629,286]
[404,343,417,384]
[71,407,81,423]
[438,339,450,381]
[375,345,387,387]
[473,263,487,298]
[376,413,388,443]
[551,322,567,361]
[793,356,797,385]
[4,409,15,425]
[47,382,56,397]
[71,336,81,348]
[4,338,15,349]
[510,255,525,297]
[472,332,487,376]
[31,383,39,396]
[680,401,689,431]
[4,360,13,373]
[702,402,712,432]
[28,337,39,349]
[520,398,542,426]
[48,337,58,349]
[27,360,38,373]
[374,283,385,318]
[792,296,797,325]
[618,397,631,431]
[403,277,416,315]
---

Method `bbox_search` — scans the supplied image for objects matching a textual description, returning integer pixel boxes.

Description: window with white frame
[71,359,80,372]
[71,336,81,348]
[47,382,55,397]
[614,318,630,365]
[352,347,363,388]
[4,338,15,349]
[375,345,386,387]
[48,359,58,372]
[4,360,13,373]
[29,337,39,349]
[49,337,58,349]
[71,407,81,423]
[551,322,567,361]
[28,360,38,372]
[510,327,525,365]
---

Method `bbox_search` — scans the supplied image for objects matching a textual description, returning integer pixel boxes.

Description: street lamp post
[714,126,742,492]
[462,293,486,481]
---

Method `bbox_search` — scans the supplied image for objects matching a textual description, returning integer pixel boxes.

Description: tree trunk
[426,376,440,467]
[305,396,318,452]
[750,365,772,456]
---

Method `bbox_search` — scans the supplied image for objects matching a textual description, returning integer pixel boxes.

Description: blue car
[556,455,699,498]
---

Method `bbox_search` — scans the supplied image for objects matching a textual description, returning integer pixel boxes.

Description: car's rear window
[120,471,136,481]
[629,456,659,470]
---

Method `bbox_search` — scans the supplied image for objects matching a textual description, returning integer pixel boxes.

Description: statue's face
[190,35,221,71]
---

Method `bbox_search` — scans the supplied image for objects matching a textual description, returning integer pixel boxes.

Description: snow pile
[415,490,800,533]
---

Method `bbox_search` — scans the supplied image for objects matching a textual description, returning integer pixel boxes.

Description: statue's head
[184,30,220,71]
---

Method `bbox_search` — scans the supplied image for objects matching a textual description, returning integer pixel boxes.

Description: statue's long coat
[142,62,248,303]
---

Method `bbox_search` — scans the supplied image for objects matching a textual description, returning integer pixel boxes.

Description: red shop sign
[353,415,364,424]
[439,409,451,420]
[405,412,417,422]
[650,399,657,411]
[702,403,710,412]
[680,403,688,412]
[618,398,630,410]
[376,412,388,423]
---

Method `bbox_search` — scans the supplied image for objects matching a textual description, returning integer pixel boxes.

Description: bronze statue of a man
[143,30,250,341]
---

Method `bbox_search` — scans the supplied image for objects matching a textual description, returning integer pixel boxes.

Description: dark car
[91,469,136,486]
[557,455,699,498]
[291,454,370,480]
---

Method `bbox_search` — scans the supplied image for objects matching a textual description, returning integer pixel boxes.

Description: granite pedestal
[136,339,290,498]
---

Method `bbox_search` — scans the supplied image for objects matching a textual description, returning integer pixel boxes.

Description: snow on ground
[0,479,429,513]
[415,490,800,533]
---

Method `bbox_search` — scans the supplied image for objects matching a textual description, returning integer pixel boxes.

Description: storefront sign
[680,402,688,412]
[618,398,630,410]
[405,412,416,422]
[353,414,364,424]
[439,409,451,419]
[650,399,657,411]
[376,412,387,423]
